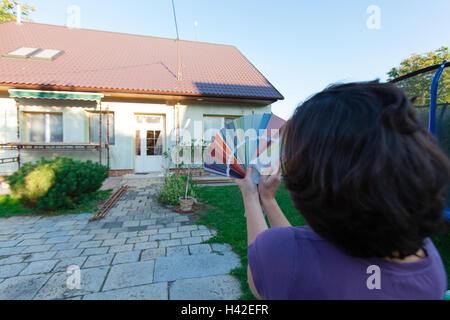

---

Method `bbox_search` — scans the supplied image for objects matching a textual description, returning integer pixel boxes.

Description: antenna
[194,20,198,41]
[171,0,180,40]
[171,0,181,81]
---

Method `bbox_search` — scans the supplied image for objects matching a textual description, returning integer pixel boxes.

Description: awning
[8,89,104,101]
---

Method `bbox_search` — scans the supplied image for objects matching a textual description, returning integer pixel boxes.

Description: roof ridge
[3,21,238,49]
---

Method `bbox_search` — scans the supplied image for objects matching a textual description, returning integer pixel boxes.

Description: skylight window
[30,49,63,61]
[3,47,40,59]
[2,47,64,61]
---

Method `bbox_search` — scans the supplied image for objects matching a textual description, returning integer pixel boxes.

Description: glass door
[135,115,165,173]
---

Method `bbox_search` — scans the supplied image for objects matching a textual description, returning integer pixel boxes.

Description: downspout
[16,100,20,168]
[98,100,102,165]
[106,104,110,169]
[175,103,180,145]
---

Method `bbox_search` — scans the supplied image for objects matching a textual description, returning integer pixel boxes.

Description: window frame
[25,112,63,143]
[203,115,240,144]
[145,129,163,156]
[87,111,115,145]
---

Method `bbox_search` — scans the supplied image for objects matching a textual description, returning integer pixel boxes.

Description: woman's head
[281,80,450,259]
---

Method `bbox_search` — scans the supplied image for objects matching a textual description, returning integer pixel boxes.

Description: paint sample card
[204,113,286,183]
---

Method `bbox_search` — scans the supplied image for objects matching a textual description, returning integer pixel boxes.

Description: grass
[194,183,450,300]
[0,190,112,218]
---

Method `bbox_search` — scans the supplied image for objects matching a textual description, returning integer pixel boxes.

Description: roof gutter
[0,83,281,104]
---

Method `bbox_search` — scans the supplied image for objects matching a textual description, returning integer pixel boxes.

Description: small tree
[387,47,449,105]
[159,140,202,205]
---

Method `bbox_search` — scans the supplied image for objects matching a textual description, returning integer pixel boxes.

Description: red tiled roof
[0,22,283,101]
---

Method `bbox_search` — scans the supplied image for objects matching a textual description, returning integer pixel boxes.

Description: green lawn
[194,183,450,300]
[0,190,112,218]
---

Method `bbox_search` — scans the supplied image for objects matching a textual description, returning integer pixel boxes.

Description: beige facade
[0,92,272,174]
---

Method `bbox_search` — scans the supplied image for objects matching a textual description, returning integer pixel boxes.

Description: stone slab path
[0,175,242,300]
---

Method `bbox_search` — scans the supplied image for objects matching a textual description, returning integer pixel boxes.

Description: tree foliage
[0,0,34,23]
[388,47,449,105]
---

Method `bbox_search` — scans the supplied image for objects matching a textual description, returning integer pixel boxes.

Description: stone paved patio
[0,175,242,300]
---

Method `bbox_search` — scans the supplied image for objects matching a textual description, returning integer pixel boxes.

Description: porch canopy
[8,89,103,101]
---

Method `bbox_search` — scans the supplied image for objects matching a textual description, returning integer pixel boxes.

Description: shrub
[157,174,198,205]
[7,157,109,211]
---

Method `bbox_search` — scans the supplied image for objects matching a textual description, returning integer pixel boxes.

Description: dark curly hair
[281,81,450,259]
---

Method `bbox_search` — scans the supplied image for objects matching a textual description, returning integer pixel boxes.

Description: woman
[237,81,449,300]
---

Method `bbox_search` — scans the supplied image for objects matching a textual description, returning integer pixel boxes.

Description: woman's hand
[235,166,259,200]
[258,165,281,201]
[258,165,291,227]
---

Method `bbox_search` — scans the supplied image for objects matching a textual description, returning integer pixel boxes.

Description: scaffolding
[0,90,110,169]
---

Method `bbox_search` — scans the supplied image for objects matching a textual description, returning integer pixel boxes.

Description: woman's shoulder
[256,225,324,244]
[249,226,323,266]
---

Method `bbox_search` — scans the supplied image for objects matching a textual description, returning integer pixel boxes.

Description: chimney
[16,3,22,24]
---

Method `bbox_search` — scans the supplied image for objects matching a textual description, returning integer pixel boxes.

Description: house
[0,21,283,175]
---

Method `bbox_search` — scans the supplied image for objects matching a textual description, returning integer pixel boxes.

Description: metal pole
[106,104,110,168]
[429,61,447,135]
[99,101,102,165]
[16,100,20,168]
[172,0,181,81]
[177,40,181,81]
[437,103,449,144]
[176,103,180,166]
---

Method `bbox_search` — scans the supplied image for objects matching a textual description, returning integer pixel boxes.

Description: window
[135,130,163,156]
[135,130,141,156]
[146,130,163,156]
[136,115,161,125]
[30,49,63,61]
[3,47,40,59]
[26,113,63,143]
[89,113,115,145]
[3,47,63,61]
[203,116,237,144]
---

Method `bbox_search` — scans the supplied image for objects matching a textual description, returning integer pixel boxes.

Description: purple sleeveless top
[248,226,447,300]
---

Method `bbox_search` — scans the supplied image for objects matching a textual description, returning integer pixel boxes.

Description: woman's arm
[259,166,291,227]
[236,166,268,299]
[236,167,268,246]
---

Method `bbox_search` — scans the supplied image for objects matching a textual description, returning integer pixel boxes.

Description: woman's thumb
[246,166,253,177]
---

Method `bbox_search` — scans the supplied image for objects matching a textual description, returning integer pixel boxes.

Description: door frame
[133,113,167,173]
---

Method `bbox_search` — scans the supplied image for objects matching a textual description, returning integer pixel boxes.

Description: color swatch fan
[204,113,286,183]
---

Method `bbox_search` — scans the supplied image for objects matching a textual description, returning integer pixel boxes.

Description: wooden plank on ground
[89,185,128,222]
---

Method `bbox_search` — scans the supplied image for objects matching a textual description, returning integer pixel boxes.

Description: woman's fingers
[275,163,282,176]
[259,173,269,186]
[245,166,255,183]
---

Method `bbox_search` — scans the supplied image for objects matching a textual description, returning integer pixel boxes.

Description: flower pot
[179,197,194,212]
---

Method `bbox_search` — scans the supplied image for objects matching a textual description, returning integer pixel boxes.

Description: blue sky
[25,0,450,119]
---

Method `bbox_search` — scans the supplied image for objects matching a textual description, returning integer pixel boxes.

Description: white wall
[0,97,20,174]
[178,102,272,143]
[0,96,272,174]
[105,100,174,171]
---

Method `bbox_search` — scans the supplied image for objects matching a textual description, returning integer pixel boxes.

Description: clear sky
[24,0,450,119]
